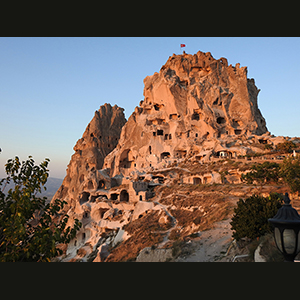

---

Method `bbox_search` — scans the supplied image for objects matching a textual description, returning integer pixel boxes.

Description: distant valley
[1,177,63,201]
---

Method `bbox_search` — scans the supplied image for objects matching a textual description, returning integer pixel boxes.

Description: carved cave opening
[120,190,129,202]
[234,129,242,135]
[79,174,84,183]
[87,180,94,190]
[119,149,134,169]
[192,113,200,121]
[193,177,201,185]
[203,176,212,184]
[164,133,172,140]
[98,180,105,189]
[99,208,109,218]
[217,117,226,124]
[157,129,164,136]
[80,192,90,205]
[169,114,178,120]
[175,150,187,158]
[161,152,171,160]
[213,97,222,106]
[111,193,119,200]
[259,139,268,144]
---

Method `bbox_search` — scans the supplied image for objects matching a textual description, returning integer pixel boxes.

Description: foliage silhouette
[0,156,81,262]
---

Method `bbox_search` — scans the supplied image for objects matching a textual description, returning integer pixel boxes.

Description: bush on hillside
[230,193,283,241]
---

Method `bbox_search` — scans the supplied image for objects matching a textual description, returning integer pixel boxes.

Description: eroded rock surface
[52,51,279,262]
[52,103,126,212]
[104,50,268,177]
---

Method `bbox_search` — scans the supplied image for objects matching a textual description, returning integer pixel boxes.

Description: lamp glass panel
[283,229,296,255]
[275,227,283,252]
[297,231,300,253]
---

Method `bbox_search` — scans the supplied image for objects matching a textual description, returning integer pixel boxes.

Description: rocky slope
[52,103,126,212]
[52,50,293,262]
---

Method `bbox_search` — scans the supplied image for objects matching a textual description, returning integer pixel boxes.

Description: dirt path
[175,218,233,262]
[153,188,178,248]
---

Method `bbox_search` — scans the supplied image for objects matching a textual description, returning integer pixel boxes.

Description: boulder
[136,247,173,262]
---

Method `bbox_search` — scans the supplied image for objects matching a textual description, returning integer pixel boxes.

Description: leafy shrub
[241,161,280,186]
[280,155,300,193]
[230,193,283,241]
[275,141,296,153]
[0,156,81,262]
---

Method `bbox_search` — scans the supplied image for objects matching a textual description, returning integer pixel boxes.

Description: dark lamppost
[268,193,300,262]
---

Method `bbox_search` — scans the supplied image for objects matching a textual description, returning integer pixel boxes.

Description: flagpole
[180,44,186,54]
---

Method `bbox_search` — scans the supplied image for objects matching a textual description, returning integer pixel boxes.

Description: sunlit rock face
[103,50,268,177]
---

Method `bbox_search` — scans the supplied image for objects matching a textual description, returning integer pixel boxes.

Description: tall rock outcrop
[103,51,268,177]
[52,103,126,207]
[53,51,273,262]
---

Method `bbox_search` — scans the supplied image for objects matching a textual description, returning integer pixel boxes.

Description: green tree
[241,161,280,189]
[275,141,296,153]
[230,193,283,241]
[0,156,81,262]
[280,155,300,193]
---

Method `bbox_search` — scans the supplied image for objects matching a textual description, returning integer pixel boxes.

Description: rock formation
[103,50,268,177]
[52,51,278,262]
[52,103,126,209]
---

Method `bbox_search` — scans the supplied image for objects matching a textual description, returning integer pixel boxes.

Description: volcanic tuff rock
[103,50,268,177]
[52,103,126,207]
[52,51,274,262]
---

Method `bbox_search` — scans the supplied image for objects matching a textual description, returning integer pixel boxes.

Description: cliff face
[53,51,274,262]
[103,51,268,177]
[52,103,126,206]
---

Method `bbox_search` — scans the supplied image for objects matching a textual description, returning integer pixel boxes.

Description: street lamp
[268,193,300,262]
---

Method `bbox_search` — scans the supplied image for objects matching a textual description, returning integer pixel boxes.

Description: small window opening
[98,180,105,189]
[192,113,200,121]
[217,117,226,124]
[234,129,242,135]
[193,177,201,185]
[111,193,118,200]
[161,152,171,160]
[120,190,129,202]
[80,192,90,205]
[79,174,84,183]
[88,180,94,190]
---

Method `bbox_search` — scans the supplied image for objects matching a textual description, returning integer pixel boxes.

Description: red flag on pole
[180,44,186,48]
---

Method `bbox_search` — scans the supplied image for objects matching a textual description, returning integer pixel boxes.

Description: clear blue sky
[1,37,300,179]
